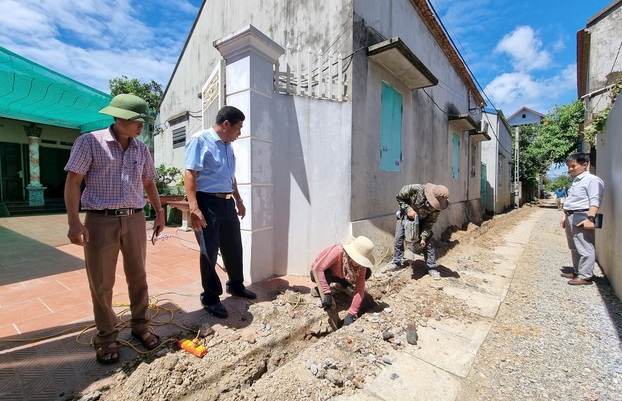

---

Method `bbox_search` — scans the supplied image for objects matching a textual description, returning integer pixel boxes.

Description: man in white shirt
[560,153,604,285]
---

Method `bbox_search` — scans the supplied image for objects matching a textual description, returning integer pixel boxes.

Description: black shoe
[202,301,229,318]
[226,285,257,299]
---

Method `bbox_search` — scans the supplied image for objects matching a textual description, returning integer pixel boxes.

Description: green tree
[545,174,572,193]
[515,100,584,186]
[109,76,164,152]
[534,100,584,166]
[514,123,541,186]
[109,75,163,112]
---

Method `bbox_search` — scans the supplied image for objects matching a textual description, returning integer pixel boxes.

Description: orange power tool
[178,339,207,358]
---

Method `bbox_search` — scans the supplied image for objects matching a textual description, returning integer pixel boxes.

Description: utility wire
[425,0,519,157]
[427,0,498,111]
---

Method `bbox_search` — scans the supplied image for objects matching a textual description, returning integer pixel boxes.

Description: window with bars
[172,126,186,149]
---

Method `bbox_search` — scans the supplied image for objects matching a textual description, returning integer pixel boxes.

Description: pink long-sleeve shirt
[311,244,366,317]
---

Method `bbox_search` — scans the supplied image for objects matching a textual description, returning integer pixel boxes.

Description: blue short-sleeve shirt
[184,128,236,193]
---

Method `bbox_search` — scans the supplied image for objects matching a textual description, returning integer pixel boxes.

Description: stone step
[1,199,67,217]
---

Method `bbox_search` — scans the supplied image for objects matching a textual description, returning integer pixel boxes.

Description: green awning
[0,46,113,133]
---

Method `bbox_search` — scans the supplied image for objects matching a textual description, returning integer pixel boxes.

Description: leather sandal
[131,327,161,350]
[95,341,119,364]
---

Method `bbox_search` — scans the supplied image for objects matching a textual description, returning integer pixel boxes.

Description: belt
[564,208,589,215]
[87,208,143,216]
[205,193,233,199]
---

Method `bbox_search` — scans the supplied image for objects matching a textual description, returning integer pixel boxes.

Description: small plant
[175,177,186,196]
[155,164,182,195]
[583,78,622,145]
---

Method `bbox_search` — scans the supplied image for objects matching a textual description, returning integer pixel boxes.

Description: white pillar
[24,123,46,206]
[214,25,284,283]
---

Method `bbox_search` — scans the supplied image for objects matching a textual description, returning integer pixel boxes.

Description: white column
[214,25,284,283]
[24,123,46,206]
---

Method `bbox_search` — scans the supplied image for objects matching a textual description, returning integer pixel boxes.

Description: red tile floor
[0,213,310,401]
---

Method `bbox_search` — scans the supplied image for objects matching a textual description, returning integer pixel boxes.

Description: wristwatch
[586,215,596,223]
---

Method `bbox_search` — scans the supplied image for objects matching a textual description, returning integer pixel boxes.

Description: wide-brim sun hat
[343,236,375,268]
[424,183,449,210]
[99,94,155,124]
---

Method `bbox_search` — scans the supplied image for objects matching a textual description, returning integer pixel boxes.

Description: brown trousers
[84,211,149,344]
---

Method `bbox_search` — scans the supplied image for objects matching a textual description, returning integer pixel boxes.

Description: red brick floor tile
[54,271,88,291]
[40,287,92,312]
[0,299,51,325]
[0,280,69,305]
[0,324,19,338]
[146,274,200,295]
[16,303,94,335]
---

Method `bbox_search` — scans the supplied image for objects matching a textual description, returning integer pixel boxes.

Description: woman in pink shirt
[310,236,375,326]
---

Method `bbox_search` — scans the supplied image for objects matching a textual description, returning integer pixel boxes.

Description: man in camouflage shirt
[386,183,449,279]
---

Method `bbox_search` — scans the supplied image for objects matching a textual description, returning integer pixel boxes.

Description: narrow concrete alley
[1,205,620,400]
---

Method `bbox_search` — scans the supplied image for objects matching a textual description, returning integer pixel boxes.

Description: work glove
[343,313,356,326]
[321,294,332,311]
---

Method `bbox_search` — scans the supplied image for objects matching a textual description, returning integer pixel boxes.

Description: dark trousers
[391,216,437,269]
[195,192,244,305]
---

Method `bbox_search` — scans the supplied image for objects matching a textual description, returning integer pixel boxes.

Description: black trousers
[195,192,244,305]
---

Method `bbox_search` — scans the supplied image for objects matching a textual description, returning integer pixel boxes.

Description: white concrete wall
[351,0,483,251]
[0,118,79,147]
[595,100,622,300]
[156,0,354,169]
[585,2,622,118]
[270,95,353,276]
[480,111,512,214]
[158,0,486,277]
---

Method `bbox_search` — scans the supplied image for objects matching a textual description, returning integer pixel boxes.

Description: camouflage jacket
[396,184,441,240]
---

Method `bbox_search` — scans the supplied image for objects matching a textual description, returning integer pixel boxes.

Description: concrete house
[506,106,544,127]
[0,47,112,214]
[480,109,513,215]
[155,0,488,282]
[577,0,622,298]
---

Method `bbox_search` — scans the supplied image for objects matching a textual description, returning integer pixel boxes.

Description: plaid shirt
[64,127,157,210]
[396,184,441,240]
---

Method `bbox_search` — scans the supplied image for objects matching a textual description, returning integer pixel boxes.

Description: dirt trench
[96,206,533,401]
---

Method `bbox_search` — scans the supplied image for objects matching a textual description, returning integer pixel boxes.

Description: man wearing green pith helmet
[64,94,164,364]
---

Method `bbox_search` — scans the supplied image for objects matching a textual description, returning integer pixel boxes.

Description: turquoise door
[452,133,460,180]
[380,82,403,171]
[480,162,487,208]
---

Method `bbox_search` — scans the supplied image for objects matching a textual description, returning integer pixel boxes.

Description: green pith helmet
[99,94,155,124]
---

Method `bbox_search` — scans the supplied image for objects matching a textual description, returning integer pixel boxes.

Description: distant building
[480,109,513,214]
[506,106,544,126]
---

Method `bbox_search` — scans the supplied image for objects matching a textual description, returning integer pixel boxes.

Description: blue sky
[433,0,613,116]
[0,0,614,118]
[0,0,202,93]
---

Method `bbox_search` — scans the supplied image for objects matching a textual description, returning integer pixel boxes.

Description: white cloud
[485,63,577,114]
[495,26,551,71]
[0,0,199,92]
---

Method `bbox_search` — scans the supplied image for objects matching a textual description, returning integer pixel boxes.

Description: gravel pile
[457,207,622,401]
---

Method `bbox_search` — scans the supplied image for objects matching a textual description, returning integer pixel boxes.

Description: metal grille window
[172,127,186,149]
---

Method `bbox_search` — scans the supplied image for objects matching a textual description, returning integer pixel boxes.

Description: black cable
[427,0,498,111]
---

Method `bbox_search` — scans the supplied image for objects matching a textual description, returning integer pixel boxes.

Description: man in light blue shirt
[560,153,604,285]
[184,106,256,318]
